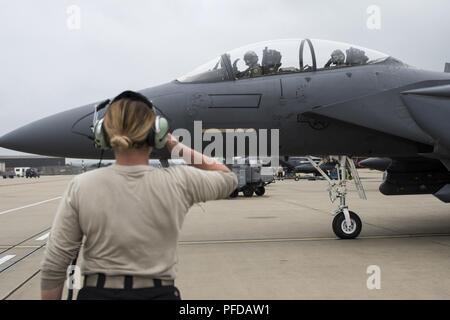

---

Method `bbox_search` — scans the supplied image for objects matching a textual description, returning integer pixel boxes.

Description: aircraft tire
[332,211,362,239]
[229,189,239,198]
[255,187,265,196]
[243,187,254,197]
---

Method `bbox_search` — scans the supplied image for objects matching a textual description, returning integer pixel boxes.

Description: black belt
[84,274,175,289]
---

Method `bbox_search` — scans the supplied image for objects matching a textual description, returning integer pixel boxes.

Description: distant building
[0,155,65,169]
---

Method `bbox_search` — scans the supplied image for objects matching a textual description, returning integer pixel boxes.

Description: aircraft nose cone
[0,83,179,158]
[0,124,56,155]
[0,116,69,156]
[0,134,6,148]
[0,105,105,158]
[0,131,19,150]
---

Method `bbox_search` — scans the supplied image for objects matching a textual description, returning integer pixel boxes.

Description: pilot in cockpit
[324,49,346,68]
[235,51,263,78]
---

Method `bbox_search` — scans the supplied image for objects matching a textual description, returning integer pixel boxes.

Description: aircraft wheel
[243,187,254,197]
[332,211,362,239]
[255,187,265,196]
[229,189,239,198]
[294,177,300,181]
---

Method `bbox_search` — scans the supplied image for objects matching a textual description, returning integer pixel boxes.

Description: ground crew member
[40,90,238,300]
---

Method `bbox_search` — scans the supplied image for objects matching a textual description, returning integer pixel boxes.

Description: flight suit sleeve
[175,166,238,207]
[40,178,83,290]
[251,66,263,77]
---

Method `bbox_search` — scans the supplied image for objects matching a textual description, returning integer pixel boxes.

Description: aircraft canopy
[177,39,390,83]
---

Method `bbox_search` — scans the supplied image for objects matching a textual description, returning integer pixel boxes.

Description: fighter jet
[2,38,450,239]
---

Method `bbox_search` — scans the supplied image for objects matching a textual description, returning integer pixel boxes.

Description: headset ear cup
[93,118,110,150]
[153,117,169,149]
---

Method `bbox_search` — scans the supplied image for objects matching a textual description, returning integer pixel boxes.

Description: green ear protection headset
[92,90,169,150]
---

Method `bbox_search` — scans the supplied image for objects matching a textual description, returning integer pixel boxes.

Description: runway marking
[179,233,450,245]
[0,255,15,265]
[0,245,46,274]
[0,177,71,188]
[2,269,41,300]
[0,197,61,216]
[1,232,448,249]
[35,232,50,241]
[0,246,41,249]
[0,227,51,256]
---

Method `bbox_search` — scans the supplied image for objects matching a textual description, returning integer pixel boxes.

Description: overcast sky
[1,0,449,157]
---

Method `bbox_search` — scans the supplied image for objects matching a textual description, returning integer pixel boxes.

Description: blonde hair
[103,99,156,150]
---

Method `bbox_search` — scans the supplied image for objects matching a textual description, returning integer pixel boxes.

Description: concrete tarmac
[0,170,449,300]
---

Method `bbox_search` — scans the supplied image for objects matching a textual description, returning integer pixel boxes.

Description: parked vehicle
[2,170,15,179]
[229,161,274,198]
[25,168,40,178]
[14,167,30,177]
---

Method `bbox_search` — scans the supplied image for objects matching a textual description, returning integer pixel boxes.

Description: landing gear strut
[306,156,366,239]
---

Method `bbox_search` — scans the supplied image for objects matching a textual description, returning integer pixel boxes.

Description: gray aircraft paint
[2,39,450,202]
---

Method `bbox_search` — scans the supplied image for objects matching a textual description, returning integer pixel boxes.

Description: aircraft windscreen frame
[177,38,390,83]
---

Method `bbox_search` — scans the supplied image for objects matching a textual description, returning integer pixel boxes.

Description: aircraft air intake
[401,84,450,150]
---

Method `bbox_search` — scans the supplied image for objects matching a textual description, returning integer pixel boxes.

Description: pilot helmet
[331,49,345,64]
[244,51,258,65]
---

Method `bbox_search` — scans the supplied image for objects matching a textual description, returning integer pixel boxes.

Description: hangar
[0,155,65,168]
[0,155,66,177]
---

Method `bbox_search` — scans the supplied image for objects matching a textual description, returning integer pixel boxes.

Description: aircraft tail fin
[445,63,450,73]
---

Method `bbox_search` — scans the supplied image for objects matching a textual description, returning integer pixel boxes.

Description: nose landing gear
[306,156,366,239]
[332,209,362,239]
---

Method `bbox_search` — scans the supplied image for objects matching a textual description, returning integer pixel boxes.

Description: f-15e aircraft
[2,38,450,239]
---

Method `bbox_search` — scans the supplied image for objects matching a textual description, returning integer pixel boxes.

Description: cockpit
[177,39,390,83]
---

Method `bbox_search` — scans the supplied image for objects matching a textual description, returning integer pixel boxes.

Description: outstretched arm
[166,134,230,173]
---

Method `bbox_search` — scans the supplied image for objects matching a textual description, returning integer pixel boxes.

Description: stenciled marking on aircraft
[297,114,330,130]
